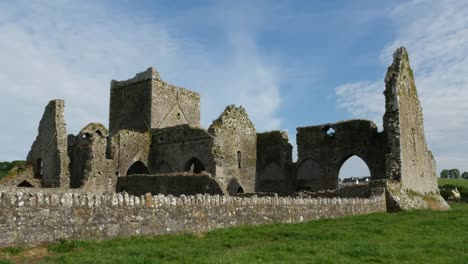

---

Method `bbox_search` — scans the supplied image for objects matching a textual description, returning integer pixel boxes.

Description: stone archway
[185,158,205,174]
[126,161,149,176]
[338,155,372,185]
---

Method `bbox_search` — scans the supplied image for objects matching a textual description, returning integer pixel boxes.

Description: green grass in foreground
[2,203,466,264]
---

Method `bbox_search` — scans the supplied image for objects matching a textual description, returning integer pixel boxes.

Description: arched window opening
[227,178,244,195]
[126,161,149,176]
[34,158,43,179]
[321,126,336,139]
[339,156,371,185]
[185,158,205,174]
[237,151,242,169]
[95,130,103,136]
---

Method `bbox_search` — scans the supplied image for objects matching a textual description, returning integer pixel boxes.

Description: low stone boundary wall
[0,187,386,248]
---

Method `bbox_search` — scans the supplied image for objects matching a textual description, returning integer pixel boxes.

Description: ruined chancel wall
[296,120,387,191]
[383,48,438,194]
[27,100,70,188]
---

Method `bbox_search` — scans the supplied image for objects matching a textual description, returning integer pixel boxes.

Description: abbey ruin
[0,47,449,247]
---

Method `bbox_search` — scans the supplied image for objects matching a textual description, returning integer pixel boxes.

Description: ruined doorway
[34,158,43,179]
[338,155,371,185]
[185,158,205,174]
[126,161,150,176]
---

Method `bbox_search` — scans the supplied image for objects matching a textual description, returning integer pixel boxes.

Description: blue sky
[0,0,467,177]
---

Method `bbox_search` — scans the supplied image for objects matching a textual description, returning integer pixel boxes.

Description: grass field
[1,203,466,264]
[438,178,468,189]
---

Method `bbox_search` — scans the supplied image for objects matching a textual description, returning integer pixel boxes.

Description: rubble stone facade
[1,47,446,210]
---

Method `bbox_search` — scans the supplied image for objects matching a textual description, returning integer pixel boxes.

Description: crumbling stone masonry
[383,48,438,194]
[109,67,200,135]
[295,120,387,191]
[1,47,447,211]
[26,100,70,188]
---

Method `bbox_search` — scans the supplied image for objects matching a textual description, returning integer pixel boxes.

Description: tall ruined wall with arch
[295,120,387,191]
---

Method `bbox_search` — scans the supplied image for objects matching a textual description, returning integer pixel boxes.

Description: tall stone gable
[383,47,438,194]
[27,100,70,187]
[208,105,257,194]
[109,67,200,135]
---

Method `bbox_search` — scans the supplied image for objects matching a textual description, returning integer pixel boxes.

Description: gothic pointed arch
[185,157,205,174]
[126,161,149,176]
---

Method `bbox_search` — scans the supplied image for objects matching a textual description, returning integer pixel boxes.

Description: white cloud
[0,1,283,161]
[335,0,468,173]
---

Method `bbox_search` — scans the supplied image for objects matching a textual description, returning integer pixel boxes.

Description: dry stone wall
[0,187,386,248]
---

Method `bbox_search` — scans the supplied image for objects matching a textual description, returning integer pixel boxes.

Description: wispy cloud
[0,1,283,160]
[335,0,468,172]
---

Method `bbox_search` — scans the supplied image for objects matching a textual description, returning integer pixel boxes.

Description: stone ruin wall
[0,187,386,248]
[208,105,257,194]
[152,78,200,129]
[256,131,294,195]
[111,130,151,178]
[26,100,70,188]
[295,120,387,191]
[383,48,438,194]
[109,67,200,136]
[116,173,225,196]
[149,125,215,175]
[68,123,115,192]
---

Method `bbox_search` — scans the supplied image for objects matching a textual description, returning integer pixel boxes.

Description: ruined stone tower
[109,67,200,135]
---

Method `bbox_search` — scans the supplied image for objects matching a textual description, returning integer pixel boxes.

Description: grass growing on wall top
[2,203,467,263]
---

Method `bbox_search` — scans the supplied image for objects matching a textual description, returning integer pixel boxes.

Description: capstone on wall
[109,68,200,136]
[296,120,387,191]
[383,47,438,194]
[27,100,70,188]
[208,106,257,194]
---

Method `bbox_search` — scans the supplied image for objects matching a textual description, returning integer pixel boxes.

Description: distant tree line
[0,160,26,181]
[440,169,468,179]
